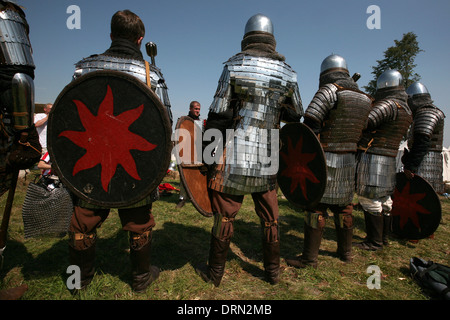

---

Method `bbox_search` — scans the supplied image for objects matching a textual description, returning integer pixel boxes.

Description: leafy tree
[364,32,423,95]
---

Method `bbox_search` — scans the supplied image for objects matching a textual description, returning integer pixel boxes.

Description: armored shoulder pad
[413,107,445,137]
[305,83,338,123]
[367,99,398,129]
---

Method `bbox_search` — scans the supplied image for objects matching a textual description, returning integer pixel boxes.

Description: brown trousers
[210,189,279,242]
[69,204,155,249]
[312,203,354,229]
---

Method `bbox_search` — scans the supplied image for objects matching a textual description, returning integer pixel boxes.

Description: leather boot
[286,222,323,269]
[68,232,96,290]
[334,213,353,263]
[382,213,392,246]
[196,235,230,287]
[129,231,160,293]
[263,241,280,285]
[354,211,383,251]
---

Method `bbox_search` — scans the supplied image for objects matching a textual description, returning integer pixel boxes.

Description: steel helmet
[406,82,429,97]
[244,14,274,35]
[320,54,348,74]
[376,69,403,89]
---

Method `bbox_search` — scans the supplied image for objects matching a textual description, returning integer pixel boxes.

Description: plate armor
[208,53,303,195]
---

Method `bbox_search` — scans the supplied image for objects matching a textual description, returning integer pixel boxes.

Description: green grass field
[0,172,449,301]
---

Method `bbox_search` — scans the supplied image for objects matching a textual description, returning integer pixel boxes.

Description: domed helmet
[406,82,429,97]
[376,69,403,90]
[320,54,348,75]
[244,13,273,36]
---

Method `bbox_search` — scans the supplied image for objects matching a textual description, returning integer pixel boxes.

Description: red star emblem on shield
[391,181,431,231]
[59,85,157,192]
[279,135,320,200]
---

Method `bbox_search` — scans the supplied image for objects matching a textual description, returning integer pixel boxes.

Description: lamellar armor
[74,54,172,123]
[208,53,303,195]
[304,83,372,205]
[357,97,412,198]
[0,3,34,67]
[407,102,445,193]
[307,84,372,153]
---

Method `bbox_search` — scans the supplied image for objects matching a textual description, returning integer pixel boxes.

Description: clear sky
[20,0,450,146]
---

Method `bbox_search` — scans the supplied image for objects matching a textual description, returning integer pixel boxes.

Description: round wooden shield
[48,70,172,207]
[174,116,213,217]
[277,122,327,210]
[391,172,442,240]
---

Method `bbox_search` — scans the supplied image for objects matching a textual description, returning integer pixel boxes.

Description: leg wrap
[129,230,152,250]
[69,231,96,251]
[262,219,279,243]
[304,211,326,229]
[212,213,235,241]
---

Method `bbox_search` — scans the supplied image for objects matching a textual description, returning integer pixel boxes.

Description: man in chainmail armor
[68,10,172,293]
[354,70,412,251]
[196,14,303,286]
[402,82,445,194]
[286,54,372,268]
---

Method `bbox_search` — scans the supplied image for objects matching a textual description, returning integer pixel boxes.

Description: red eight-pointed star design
[59,85,157,192]
[391,181,431,230]
[279,135,319,200]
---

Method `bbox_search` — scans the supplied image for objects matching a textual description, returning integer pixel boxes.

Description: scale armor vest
[365,99,413,157]
[305,83,372,152]
[74,54,172,122]
[408,106,445,152]
[0,5,34,67]
[208,53,303,195]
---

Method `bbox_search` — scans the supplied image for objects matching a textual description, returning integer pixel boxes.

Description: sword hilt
[145,42,157,66]
[352,73,361,82]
